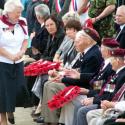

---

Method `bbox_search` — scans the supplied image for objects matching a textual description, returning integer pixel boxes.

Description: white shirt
[0,17,28,64]
[102,58,111,70]
[115,101,125,111]
[116,65,125,74]
[116,24,125,40]
[120,24,125,30]
[84,45,94,55]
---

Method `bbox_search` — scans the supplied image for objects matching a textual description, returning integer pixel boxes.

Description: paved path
[14,107,41,125]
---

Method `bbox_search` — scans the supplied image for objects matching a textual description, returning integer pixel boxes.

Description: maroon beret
[111,48,125,57]
[102,38,119,48]
[83,27,100,42]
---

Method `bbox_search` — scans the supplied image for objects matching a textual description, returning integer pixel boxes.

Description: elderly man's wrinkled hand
[82,98,93,106]
[64,69,80,79]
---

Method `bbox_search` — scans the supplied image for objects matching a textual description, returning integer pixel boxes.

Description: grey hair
[62,11,80,22]
[34,4,50,19]
[3,0,24,14]
[117,5,125,14]
[75,30,91,39]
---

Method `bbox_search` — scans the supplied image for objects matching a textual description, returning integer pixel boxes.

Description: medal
[93,80,103,90]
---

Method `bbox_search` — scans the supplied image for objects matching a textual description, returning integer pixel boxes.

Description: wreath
[24,60,60,76]
[48,86,80,110]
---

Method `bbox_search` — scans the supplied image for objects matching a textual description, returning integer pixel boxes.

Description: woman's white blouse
[0,17,28,64]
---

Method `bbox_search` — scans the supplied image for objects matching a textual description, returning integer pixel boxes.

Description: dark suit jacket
[31,26,49,54]
[93,67,125,105]
[26,0,43,35]
[88,63,115,97]
[116,25,125,49]
[62,44,103,88]
[92,63,113,81]
[0,0,5,9]
[41,28,65,61]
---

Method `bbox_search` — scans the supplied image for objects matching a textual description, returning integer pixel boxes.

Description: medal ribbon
[112,82,125,101]
[99,74,117,96]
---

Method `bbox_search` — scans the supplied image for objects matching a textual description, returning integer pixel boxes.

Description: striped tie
[112,83,125,101]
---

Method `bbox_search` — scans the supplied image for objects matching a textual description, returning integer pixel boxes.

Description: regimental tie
[99,74,118,96]
[112,82,125,102]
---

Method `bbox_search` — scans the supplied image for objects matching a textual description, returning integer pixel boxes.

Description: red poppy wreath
[48,86,80,111]
[24,60,60,76]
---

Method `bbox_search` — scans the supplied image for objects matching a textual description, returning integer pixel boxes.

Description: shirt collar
[84,45,94,55]
[102,58,111,70]
[41,23,44,28]
[116,65,125,73]
[120,24,125,30]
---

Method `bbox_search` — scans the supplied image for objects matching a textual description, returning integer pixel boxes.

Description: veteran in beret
[86,48,125,125]
[40,27,103,125]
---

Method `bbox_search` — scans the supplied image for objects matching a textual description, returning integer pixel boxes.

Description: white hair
[75,30,90,40]
[62,11,80,22]
[117,5,125,14]
[75,30,96,42]
[35,4,50,18]
[3,0,24,14]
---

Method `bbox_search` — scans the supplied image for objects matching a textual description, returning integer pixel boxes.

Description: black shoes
[33,116,44,123]
[8,117,15,124]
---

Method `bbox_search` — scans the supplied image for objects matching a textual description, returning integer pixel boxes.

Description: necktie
[71,53,84,68]
[112,83,125,101]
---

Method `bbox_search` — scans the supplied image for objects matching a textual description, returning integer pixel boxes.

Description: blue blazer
[116,25,125,49]
[62,44,103,88]
[88,63,115,97]
[93,67,125,105]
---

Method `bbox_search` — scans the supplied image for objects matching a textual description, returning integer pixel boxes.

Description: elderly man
[31,3,50,55]
[41,27,103,125]
[115,5,125,48]
[87,100,125,125]
[71,38,120,125]
[58,38,119,125]
[25,4,50,120]
[86,48,125,125]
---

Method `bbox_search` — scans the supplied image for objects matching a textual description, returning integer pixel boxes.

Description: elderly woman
[53,19,82,65]
[53,12,81,63]
[62,11,80,26]
[0,0,28,125]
